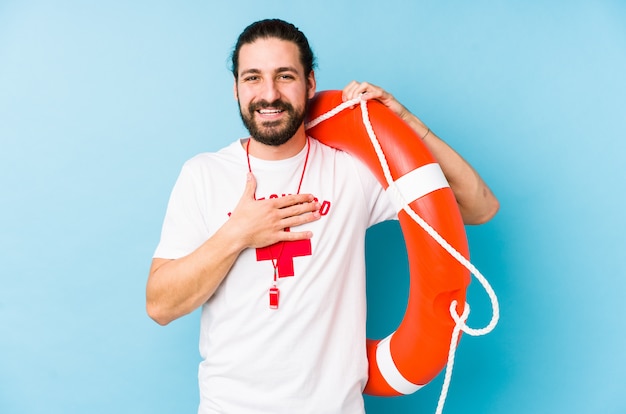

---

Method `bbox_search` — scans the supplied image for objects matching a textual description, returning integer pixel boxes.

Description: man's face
[234,37,315,146]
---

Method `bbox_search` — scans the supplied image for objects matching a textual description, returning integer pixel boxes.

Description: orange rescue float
[306,90,471,396]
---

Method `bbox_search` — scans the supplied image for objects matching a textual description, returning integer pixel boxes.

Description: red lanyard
[246,136,311,198]
[245,137,311,309]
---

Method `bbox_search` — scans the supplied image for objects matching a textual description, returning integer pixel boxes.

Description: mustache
[249,99,294,112]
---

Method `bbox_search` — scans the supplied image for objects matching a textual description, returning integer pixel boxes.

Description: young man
[147,19,498,414]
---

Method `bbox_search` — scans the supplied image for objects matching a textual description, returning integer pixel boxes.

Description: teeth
[259,109,282,114]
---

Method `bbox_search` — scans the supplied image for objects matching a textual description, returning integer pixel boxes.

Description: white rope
[359,98,499,410]
[304,97,361,130]
[306,95,500,413]
[357,98,499,329]
[435,301,470,414]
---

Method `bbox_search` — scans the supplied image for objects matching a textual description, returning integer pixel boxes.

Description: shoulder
[309,136,382,192]
[181,140,244,172]
[310,137,374,171]
[308,136,359,165]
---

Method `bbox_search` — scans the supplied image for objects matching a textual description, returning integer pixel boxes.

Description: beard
[238,97,307,146]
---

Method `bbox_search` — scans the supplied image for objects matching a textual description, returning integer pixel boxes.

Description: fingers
[243,172,257,200]
[233,172,324,247]
[342,80,409,120]
[271,192,316,209]
[342,80,385,102]
[257,195,320,245]
[243,201,319,248]
[239,173,318,218]
[276,201,321,228]
[244,173,316,207]
[261,193,319,226]
[342,80,361,102]
[277,228,314,242]
[271,203,319,242]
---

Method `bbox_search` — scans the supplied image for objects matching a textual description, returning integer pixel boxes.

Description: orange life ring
[305,90,471,396]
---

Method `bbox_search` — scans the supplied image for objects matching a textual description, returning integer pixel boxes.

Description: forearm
[146,226,246,325]
[341,81,499,224]
[146,175,321,325]
[402,114,499,225]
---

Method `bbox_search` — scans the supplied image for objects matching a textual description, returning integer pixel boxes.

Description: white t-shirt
[154,138,396,414]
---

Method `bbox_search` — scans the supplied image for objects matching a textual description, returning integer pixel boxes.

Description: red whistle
[269,286,280,309]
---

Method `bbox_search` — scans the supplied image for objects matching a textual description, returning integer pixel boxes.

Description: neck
[244,126,308,160]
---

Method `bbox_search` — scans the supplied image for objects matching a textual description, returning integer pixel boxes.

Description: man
[147,18,498,414]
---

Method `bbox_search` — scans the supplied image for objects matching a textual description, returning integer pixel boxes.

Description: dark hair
[231,19,316,79]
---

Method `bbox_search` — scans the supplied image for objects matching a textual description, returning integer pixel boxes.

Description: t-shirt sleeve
[349,155,398,227]
[153,161,211,259]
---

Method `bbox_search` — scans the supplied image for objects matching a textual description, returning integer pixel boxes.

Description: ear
[233,78,238,100]
[307,70,317,99]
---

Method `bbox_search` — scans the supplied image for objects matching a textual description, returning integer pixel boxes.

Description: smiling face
[234,37,316,147]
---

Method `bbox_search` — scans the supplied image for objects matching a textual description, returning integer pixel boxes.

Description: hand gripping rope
[305,96,500,414]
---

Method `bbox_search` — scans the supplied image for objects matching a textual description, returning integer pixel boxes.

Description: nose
[259,79,280,103]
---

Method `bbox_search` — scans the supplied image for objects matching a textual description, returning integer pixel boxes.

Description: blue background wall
[1,1,625,413]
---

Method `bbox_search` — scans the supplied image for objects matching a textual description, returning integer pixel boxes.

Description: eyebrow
[239,66,300,77]
[275,66,299,74]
